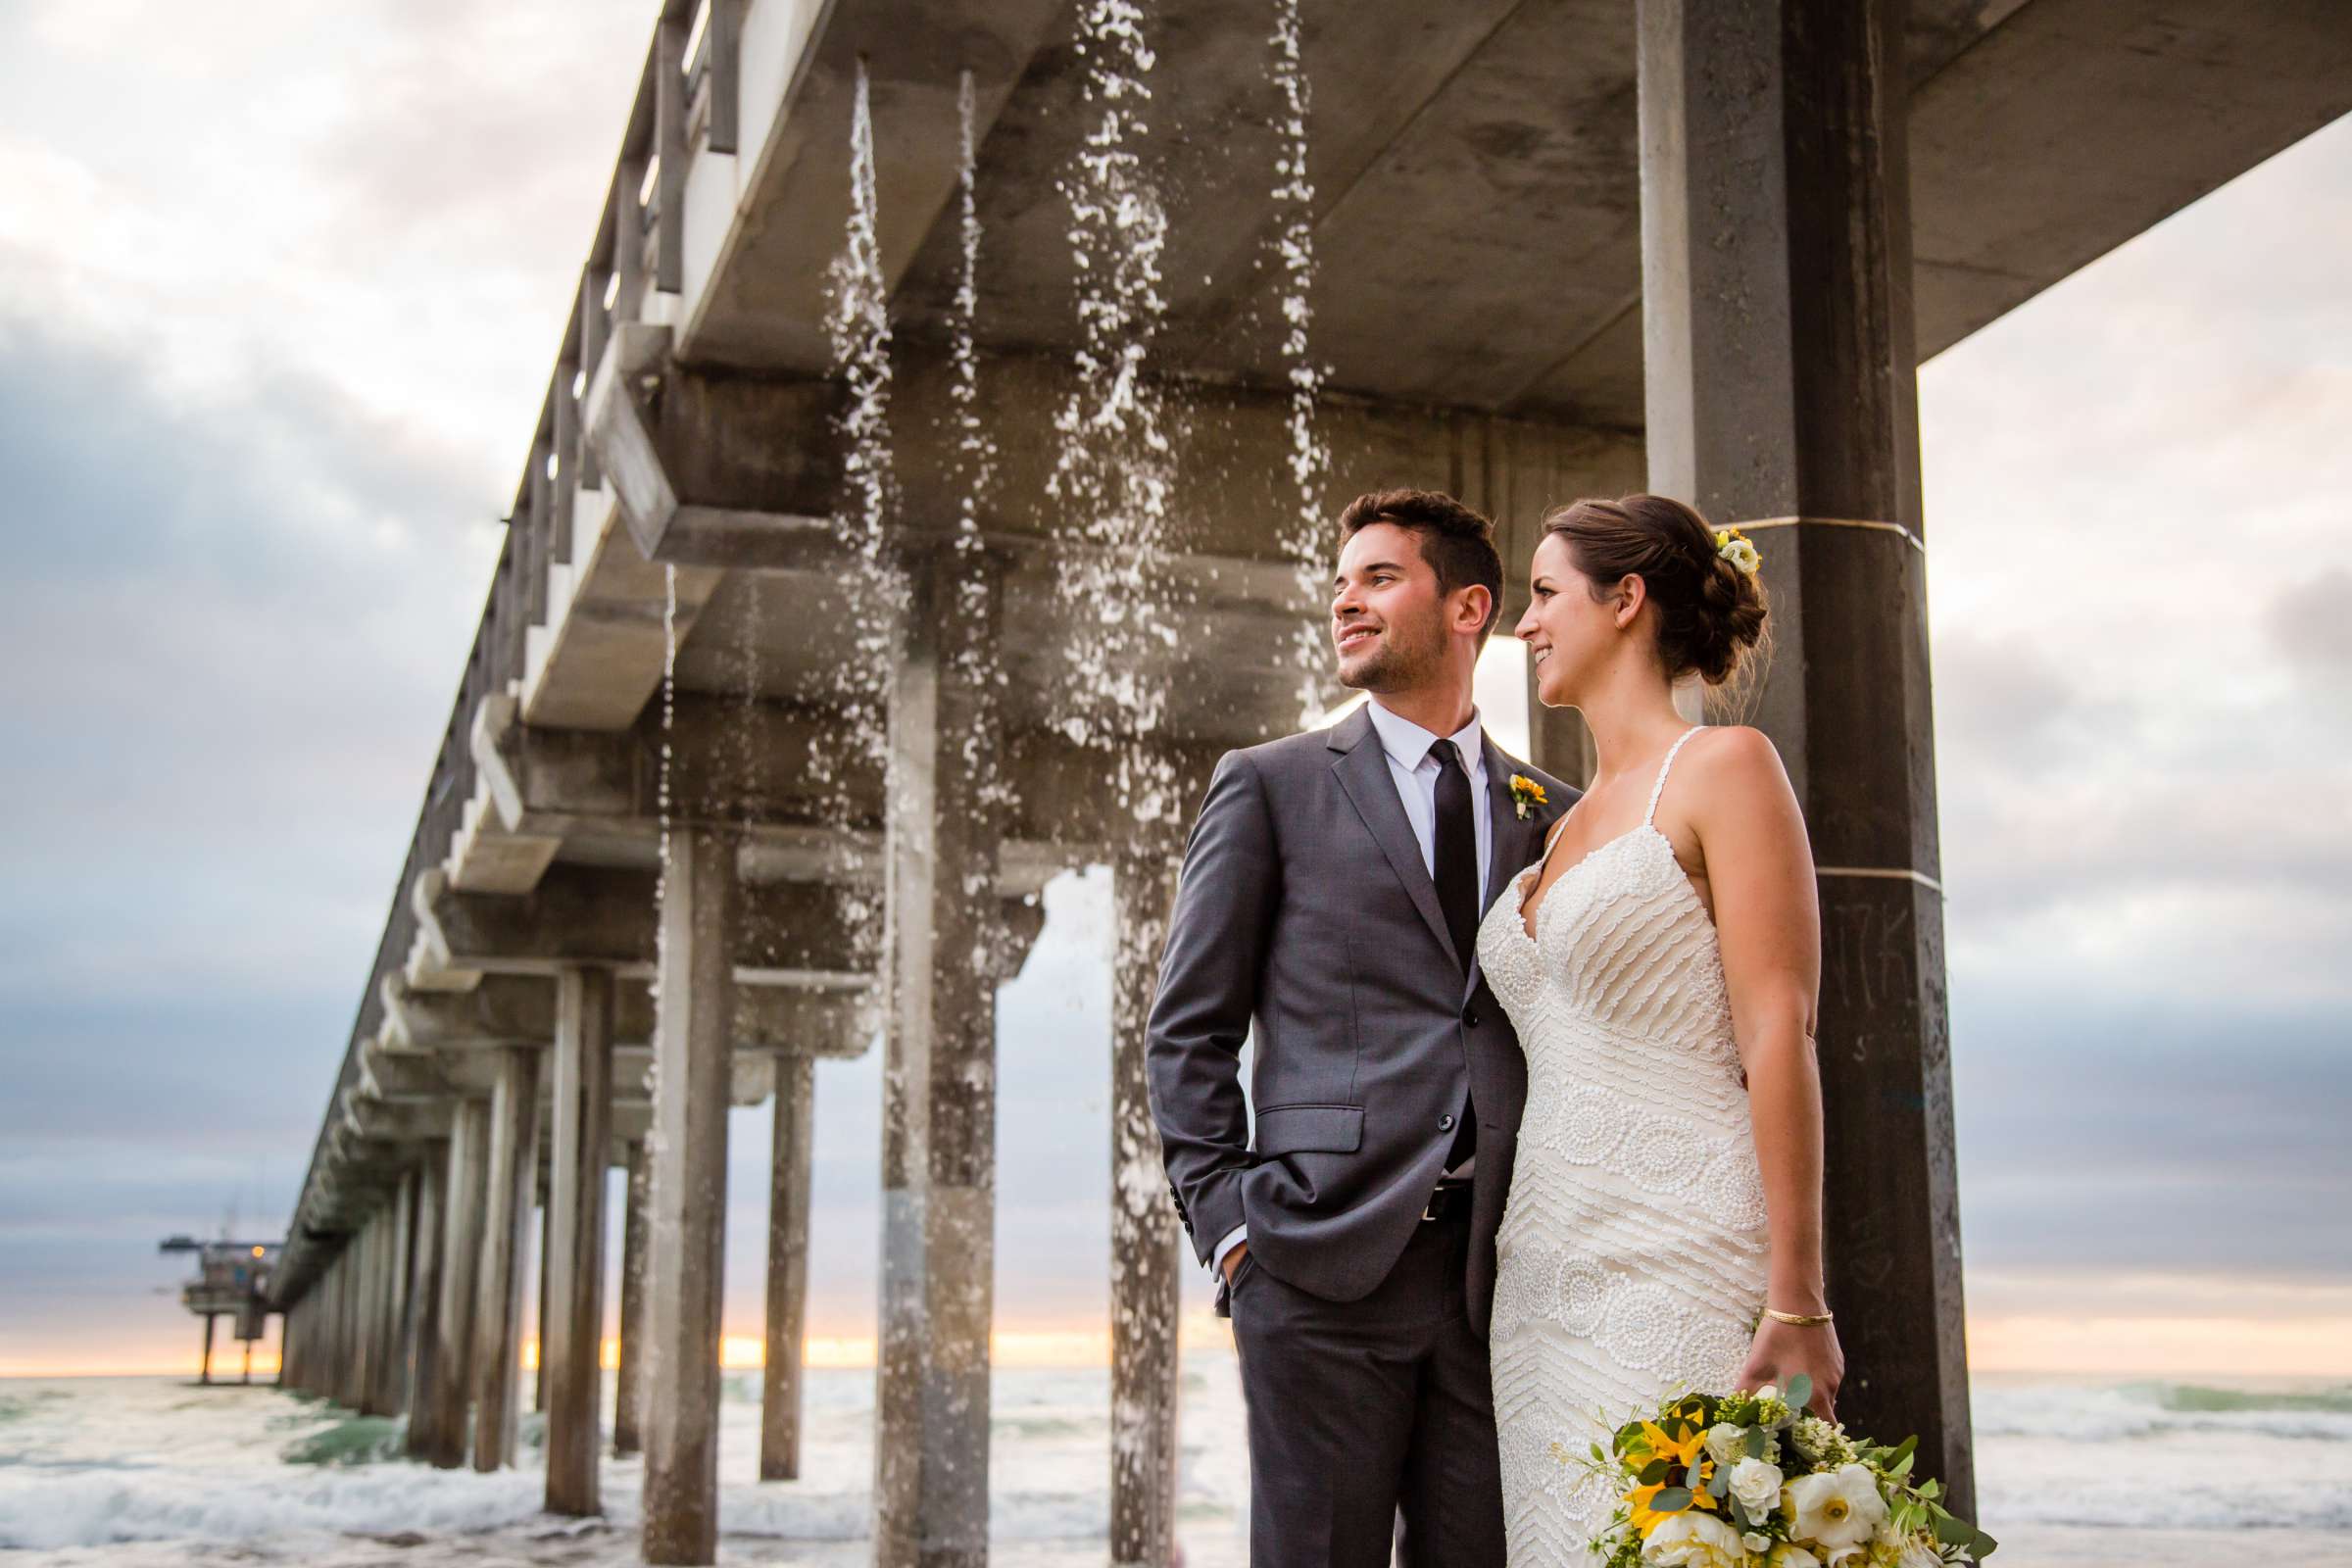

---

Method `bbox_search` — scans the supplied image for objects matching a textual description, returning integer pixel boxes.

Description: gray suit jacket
[1146,705,1574,1334]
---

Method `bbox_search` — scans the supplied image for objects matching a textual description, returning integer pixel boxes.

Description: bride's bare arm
[1682,725,1840,1415]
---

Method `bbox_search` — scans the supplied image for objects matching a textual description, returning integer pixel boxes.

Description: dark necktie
[1430,738,1480,1170]
[1429,739,1480,970]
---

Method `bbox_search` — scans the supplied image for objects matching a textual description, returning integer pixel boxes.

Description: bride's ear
[1612,573,1646,630]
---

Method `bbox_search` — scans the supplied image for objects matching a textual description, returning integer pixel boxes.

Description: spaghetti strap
[1643,727,1704,827]
[1542,810,1575,857]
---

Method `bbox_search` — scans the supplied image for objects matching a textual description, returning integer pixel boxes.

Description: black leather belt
[1421,1181,1473,1223]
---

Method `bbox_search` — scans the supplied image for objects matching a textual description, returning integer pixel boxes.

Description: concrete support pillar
[473,1045,544,1471]
[760,1053,815,1481]
[368,1174,416,1415]
[546,965,617,1516]
[241,1338,253,1385]
[1110,852,1183,1568]
[641,828,740,1565]
[1637,0,1971,1508]
[534,1188,551,1415]
[199,1313,216,1386]
[613,1138,650,1457]
[358,1219,383,1413]
[404,1144,450,1459]
[423,1099,491,1468]
[339,1240,368,1409]
[874,547,1005,1568]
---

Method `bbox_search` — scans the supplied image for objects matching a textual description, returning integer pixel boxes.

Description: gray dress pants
[1228,1206,1507,1568]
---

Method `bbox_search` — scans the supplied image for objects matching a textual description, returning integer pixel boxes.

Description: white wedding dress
[1476,727,1771,1565]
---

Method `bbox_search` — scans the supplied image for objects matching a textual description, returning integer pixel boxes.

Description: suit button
[1438,1113,1456,1132]
[1463,1002,1481,1027]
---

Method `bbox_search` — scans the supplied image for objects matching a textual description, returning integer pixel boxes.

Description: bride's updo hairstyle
[1541,494,1768,687]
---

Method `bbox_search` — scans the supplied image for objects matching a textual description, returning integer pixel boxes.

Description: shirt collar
[1365,698,1486,777]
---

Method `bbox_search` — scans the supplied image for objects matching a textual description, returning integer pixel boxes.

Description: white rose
[1729,1456,1785,1516]
[1642,1510,1745,1568]
[1768,1548,1822,1568]
[1786,1464,1887,1554]
[1743,1532,1772,1553]
[1703,1422,1747,1466]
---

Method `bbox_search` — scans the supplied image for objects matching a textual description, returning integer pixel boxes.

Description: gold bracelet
[1763,1307,1834,1327]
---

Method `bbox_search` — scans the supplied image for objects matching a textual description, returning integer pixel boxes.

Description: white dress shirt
[1213,699,1490,1279]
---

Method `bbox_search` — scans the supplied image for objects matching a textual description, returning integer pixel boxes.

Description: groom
[1147,489,1573,1565]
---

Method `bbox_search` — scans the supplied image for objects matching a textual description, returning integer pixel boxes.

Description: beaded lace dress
[1476,728,1770,1566]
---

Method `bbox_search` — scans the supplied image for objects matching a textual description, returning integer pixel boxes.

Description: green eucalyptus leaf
[1782,1373,1812,1411]
[1652,1487,1692,1513]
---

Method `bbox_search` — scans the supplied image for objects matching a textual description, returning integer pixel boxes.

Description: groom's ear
[1454,581,1494,637]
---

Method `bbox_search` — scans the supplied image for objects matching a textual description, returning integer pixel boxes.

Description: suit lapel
[1481,736,1538,920]
[1469,735,1540,996]
[1328,708,1459,967]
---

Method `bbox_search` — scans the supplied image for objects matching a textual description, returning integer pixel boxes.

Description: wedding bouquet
[1573,1377,1997,1567]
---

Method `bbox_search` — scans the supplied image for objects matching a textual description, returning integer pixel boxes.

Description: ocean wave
[0,1464,551,1551]
[278,1413,407,1468]
[1973,1379,2352,1444]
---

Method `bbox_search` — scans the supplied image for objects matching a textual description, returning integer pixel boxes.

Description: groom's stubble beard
[1336,604,1450,697]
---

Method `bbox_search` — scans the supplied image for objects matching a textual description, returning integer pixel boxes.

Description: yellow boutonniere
[1508,773,1547,820]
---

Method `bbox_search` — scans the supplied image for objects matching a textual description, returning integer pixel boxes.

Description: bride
[1475,495,1842,1565]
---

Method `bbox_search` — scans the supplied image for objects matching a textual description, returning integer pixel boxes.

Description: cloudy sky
[1,1,2345,1378]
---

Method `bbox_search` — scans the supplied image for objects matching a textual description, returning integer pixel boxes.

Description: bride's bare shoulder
[1678,726,1799,815]
[1687,723,1783,772]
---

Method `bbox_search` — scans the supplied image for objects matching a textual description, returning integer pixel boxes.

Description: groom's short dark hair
[1337,489,1503,637]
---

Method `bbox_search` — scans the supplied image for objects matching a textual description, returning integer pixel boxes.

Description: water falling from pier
[1048,0,1184,829]
[949,69,1016,845]
[1267,0,1332,726]
[819,58,907,949]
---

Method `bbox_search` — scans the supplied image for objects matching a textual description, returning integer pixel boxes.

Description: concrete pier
[641,828,740,1566]
[403,1148,447,1457]
[471,1046,543,1471]
[243,1,2352,1554]
[1109,850,1185,1568]
[614,1137,650,1458]
[545,965,616,1514]
[761,1053,815,1482]
[874,549,1006,1568]
[1638,0,1973,1506]
[422,1099,489,1470]
[365,1173,414,1415]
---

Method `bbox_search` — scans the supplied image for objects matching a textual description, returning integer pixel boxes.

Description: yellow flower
[1623,1422,1719,1537]
[1508,773,1548,820]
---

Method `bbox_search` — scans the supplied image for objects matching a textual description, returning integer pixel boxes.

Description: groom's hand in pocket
[1220,1242,1250,1285]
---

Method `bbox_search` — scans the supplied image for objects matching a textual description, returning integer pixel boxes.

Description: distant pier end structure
[159,1236,281,1385]
[255,1,2352,1564]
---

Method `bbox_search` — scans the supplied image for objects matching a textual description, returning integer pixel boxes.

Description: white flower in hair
[1714,527,1762,576]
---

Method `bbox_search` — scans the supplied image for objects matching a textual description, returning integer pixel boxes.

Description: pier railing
[273,0,732,1303]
